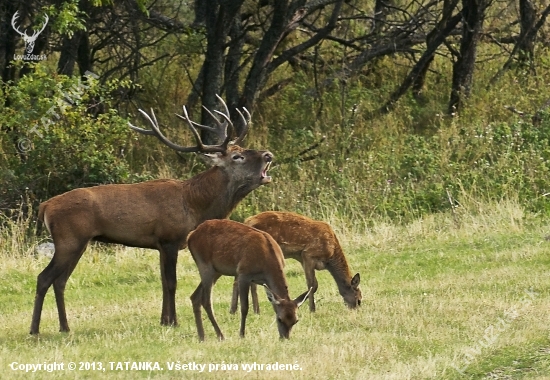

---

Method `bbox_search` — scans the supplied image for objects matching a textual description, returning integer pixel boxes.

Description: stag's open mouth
[261,161,272,184]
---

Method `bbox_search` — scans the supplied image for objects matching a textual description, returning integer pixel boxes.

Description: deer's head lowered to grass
[230,211,361,314]
[11,11,49,54]
[30,96,273,334]
[187,219,311,341]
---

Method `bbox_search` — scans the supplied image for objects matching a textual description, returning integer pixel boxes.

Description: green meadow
[1,199,550,379]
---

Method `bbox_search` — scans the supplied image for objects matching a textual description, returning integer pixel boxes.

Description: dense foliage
[0,65,134,211]
[1,1,550,223]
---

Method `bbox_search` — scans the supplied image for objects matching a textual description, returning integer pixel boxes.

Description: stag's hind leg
[53,244,88,332]
[158,243,179,326]
[30,240,88,334]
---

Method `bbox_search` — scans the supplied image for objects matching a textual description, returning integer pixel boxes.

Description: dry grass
[1,199,549,379]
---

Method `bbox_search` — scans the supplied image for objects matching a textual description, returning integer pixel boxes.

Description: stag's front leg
[159,244,179,326]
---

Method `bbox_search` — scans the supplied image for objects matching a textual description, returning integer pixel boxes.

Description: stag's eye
[232,154,244,161]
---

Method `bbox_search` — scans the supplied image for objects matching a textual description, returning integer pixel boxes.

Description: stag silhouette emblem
[11,11,49,54]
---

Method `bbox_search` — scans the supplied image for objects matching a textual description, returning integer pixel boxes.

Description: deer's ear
[263,284,281,305]
[351,273,360,289]
[199,152,225,166]
[294,287,313,308]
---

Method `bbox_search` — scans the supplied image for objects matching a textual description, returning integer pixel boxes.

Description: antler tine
[176,105,230,153]
[201,105,231,144]
[232,107,250,145]
[181,106,231,152]
[215,94,231,119]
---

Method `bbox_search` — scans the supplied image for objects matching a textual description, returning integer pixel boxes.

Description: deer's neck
[325,243,354,295]
[184,167,245,222]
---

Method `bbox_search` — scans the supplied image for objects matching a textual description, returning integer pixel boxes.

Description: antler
[11,11,26,37]
[128,95,251,153]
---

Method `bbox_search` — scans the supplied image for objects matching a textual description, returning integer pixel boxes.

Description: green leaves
[0,65,132,209]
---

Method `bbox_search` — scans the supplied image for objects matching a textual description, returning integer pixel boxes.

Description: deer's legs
[301,254,319,312]
[52,244,87,332]
[251,283,259,314]
[230,277,239,314]
[238,277,251,338]
[200,273,224,340]
[190,283,205,341]
[158,243,179,326]
[230,277,260,315]
[30,240,87,334]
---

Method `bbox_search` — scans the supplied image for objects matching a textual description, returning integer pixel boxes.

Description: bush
[0,65,133,212]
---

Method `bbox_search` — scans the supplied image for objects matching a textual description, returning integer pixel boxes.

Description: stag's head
[343,273,362,309]
[11,11,49,54]
[264,285,311,339]
[128,95,273,191]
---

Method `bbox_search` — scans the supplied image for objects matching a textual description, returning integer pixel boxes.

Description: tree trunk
[0,1,19,83]
[412,0,459,99]
[58,33,82,75]
[448,0,487,114]
[200,0,243,144]
[518,0,536,65]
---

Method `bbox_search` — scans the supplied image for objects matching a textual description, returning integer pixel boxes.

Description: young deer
[187,219,311,341]
[230,211,361,314]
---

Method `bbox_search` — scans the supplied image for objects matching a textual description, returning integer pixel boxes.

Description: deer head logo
[11,11,49,54]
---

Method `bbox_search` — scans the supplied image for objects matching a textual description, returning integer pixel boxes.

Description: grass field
[1,199,550,379]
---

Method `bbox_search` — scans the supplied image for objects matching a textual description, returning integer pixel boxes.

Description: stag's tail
[36,201,48,236]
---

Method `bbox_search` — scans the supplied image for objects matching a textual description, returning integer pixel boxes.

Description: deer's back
[187,219,285,276]
[40,179,190,248]
[245,211,338,261]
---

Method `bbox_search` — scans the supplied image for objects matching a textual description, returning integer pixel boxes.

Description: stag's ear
[199,152,225,166]
[294,287,313,308]
[351,273,360,289]
[263,284,282,305]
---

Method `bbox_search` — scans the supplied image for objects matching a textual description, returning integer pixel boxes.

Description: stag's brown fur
[187,219,311,341]
[230,211,361,313]
[31,145,273,334]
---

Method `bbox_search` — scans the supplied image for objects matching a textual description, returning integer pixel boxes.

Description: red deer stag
[230,211,361,314]
[186,219,311,341]
[30,96,273,334]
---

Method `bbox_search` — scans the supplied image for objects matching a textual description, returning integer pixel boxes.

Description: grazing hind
[230,211,361,314]
[187,219,311,341]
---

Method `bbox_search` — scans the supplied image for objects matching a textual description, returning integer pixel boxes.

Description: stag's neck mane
[183,166,246,222]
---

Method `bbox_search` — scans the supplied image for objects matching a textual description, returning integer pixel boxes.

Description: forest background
[1,0,550,223]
